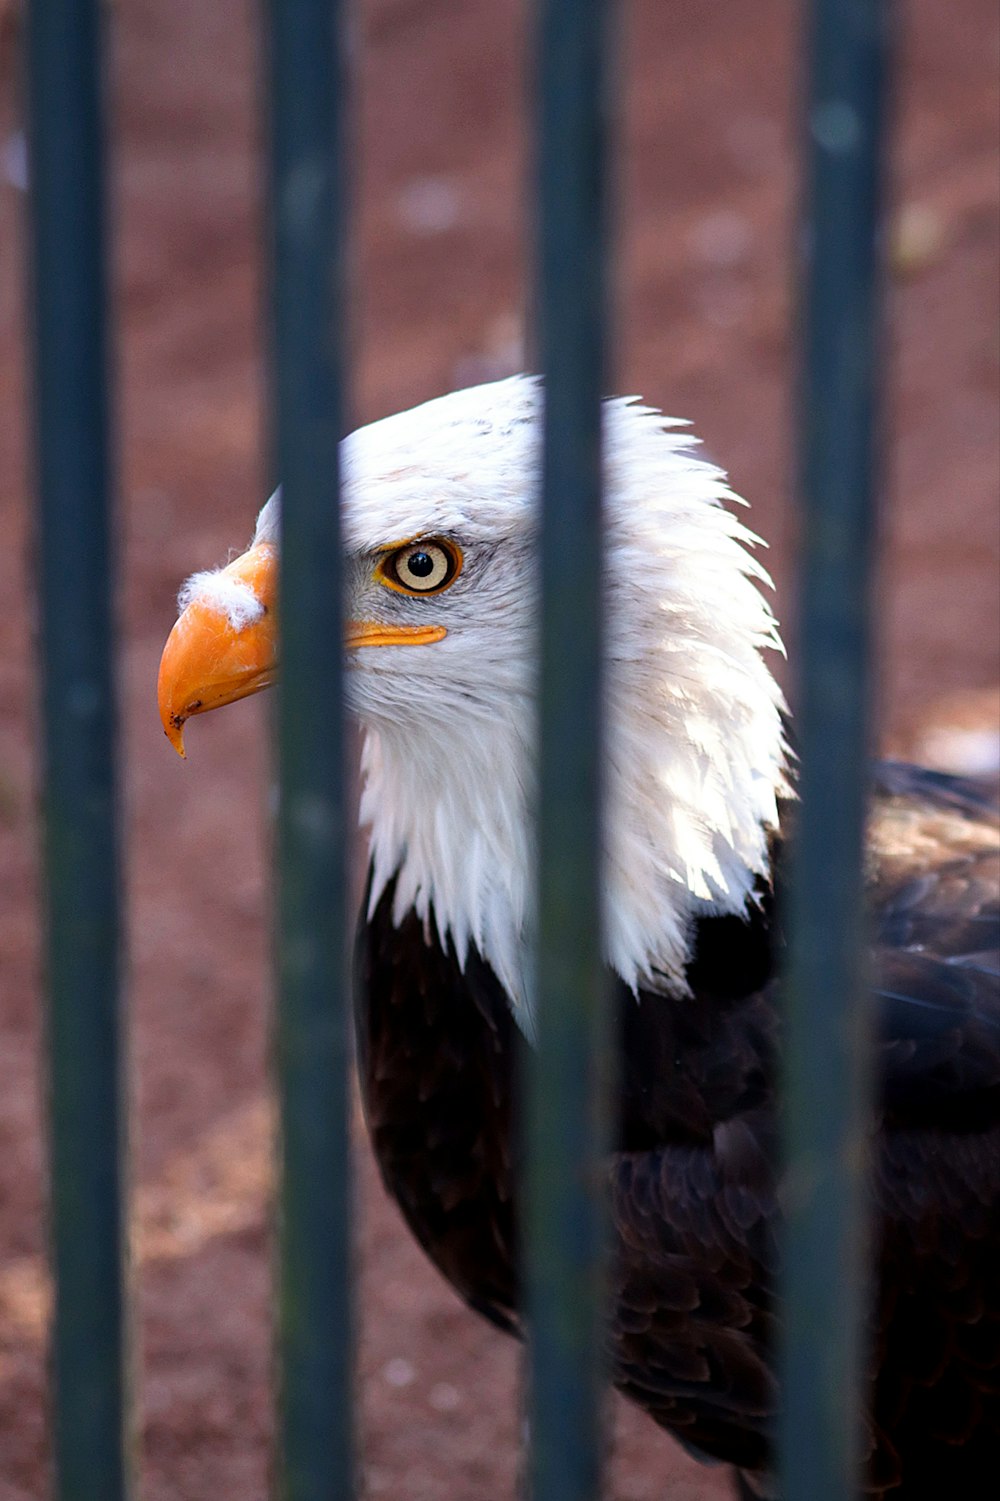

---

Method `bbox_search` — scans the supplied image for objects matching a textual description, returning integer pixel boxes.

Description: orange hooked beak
[157,543,279,757]
[157,543,448,756]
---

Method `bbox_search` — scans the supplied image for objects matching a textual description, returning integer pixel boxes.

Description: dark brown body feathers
[356,765,999,1497]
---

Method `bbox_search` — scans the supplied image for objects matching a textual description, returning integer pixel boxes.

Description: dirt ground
[0,1,997,1498]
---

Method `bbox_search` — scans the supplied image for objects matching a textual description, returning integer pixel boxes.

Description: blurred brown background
[1,1,997,1497]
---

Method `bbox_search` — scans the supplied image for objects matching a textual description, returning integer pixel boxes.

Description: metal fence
[25,1,887,1498]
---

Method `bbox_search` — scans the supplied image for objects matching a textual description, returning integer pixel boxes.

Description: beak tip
[162,715,188,758]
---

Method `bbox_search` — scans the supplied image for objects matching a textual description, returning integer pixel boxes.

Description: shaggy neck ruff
[349,380,791,1036]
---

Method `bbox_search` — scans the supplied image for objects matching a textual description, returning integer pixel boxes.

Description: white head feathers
[254,375,790,1033]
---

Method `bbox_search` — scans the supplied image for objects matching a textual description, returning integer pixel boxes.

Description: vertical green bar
[265,2,353,1498]
[25,2,129,1499]
[527,2,614,1499]
[781,3,890,1499]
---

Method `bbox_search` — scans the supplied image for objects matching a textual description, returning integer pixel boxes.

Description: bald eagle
[158,377,999,1498]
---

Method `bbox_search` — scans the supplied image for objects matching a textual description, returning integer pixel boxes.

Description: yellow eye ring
[375,538,463,596]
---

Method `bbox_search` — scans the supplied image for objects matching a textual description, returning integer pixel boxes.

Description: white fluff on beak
[178,569,267,631]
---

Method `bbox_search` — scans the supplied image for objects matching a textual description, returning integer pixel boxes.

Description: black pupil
[406,550,436,579]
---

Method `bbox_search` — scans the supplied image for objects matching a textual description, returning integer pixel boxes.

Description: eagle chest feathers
[157,377,1000,1498]
[355,868,789,1480]
[355,877,522,1336]
[357,818,1000,1498]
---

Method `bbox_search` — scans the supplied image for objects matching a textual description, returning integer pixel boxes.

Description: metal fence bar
[780,2,890,1498]
[265,3,353,1498]
[527,2,615,1498]
[25,2,129,1499]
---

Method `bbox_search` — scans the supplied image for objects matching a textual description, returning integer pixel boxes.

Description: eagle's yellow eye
[377,539,462,596]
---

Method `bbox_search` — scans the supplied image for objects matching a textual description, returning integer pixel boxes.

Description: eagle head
[158,375,789,1028]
